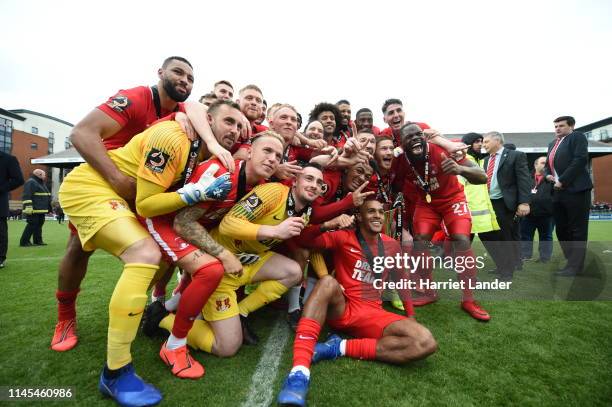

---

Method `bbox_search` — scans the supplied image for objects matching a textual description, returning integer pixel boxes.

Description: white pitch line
[242,317,291,407]
[8,254,113,262]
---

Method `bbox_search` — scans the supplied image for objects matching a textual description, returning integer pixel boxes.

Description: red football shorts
[413,196,472,237]
[327,298,406,339]
[139,215,198,264]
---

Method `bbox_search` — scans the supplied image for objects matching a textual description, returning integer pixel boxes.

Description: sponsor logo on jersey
[240,193,261,213]
[145,148,170,173]
[106,95,131,112]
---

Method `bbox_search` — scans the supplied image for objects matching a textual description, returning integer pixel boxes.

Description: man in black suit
[0,150,25,268]
[545,116,592,276]
[483,131,531,280]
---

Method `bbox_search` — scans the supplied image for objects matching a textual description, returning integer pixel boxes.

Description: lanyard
[355,228,384,269]
[404,143,431,202]
[179,139,202,186]
[392,194,404,241]
[286,191,313,220]
[235,161,247,202]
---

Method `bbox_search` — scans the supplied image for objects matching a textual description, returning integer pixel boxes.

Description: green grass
[1,220,611,406]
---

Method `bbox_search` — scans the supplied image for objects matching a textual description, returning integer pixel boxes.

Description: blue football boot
[277,370,310,406]
[99,363,162,407]
[312,334,342,364]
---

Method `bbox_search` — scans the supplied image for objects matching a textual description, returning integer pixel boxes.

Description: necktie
[548,137,563,174]
[486,153,497,190]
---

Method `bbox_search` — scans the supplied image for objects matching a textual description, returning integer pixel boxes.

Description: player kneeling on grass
[277,200,437,406]
[59,116,232,407]
[142,132,284,378]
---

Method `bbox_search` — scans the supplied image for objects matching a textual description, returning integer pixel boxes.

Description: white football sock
[165,293,181,312]
[287,285,301,313]
[166,334,187,350]
[290,365,310,378]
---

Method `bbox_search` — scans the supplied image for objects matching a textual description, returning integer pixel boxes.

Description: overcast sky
[1,0,610,134]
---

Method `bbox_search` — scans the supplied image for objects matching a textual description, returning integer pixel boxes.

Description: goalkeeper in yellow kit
[58,100,241,407]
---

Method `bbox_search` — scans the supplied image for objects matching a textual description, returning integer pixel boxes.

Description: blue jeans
[520,216,554,261]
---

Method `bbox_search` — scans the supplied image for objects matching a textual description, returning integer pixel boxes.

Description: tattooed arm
[174,206,242,275]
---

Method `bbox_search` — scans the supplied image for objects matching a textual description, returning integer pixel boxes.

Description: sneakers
[51,318,78,352]
[99,363,162,407]
[287,309,301,331]
[412,294,439,307]
[461,300,491,322]
[312,334,342,364]
[142,301,169,338]
[241,315,259,345]
[159,341,205,379]
[277,371,310,407]
[390,299,405,311]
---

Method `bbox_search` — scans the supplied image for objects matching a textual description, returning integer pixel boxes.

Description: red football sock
[171,262,224,339]
[152,283,166,299]
[345,338,377,360]
[455,248,477,302]
[56,288,80,322]
[292,318,321,369]
[173,272,192,295]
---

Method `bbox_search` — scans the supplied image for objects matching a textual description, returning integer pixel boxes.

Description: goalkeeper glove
[23,206,33,215]
[178,164,232,205]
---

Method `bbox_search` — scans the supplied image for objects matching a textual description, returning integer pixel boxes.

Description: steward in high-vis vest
[459,133,507,272]
[20,169,51,246]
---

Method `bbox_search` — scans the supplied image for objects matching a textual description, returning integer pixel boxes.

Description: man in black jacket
[545,116,593,276]
[483,131,531,280]
[19,169,51,247]
[0,150,24,267]
[520,156,554,263]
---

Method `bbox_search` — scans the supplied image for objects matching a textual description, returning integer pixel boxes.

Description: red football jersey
[98,86,185,150]
[190,158,259,228]
[310,229,401,305]
[398,143,465,203]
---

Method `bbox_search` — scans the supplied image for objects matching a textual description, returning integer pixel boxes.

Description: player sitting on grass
[277,199,437,406]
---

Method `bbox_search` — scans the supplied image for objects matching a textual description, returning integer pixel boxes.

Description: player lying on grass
[145,164,326,359]
[277,199,437,406]
[58,101,235,407]
[394,123,490,320]
[141,131,284,379]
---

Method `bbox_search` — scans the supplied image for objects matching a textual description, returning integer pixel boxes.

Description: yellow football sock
[238,280,288,317]
[107,263,158,370]
[310,252,329,278]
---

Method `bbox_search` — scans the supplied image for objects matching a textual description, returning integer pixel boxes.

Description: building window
[585,131,592,140]
[31,126,38,134]
[31,142,38,150]
[48,131,54,153]
[601,129,609,140]
[65,140,72,149]
[0,118,13,153]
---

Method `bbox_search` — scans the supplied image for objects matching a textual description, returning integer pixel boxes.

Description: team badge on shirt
[106,95,131,112]
[320,182,328,195]
[215,297,231,312]
[145,148,170,173]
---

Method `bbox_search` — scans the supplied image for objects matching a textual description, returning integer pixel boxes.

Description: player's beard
[163,78,190,102]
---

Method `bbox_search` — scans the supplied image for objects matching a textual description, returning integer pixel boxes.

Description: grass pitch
[0,220,611,406]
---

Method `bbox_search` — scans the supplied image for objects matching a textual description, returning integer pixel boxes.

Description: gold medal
[426,193,432,203]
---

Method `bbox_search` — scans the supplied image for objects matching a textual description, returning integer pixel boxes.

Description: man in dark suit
[545,116,592,276]
[0,150,25,268]
[483,131,531,280]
